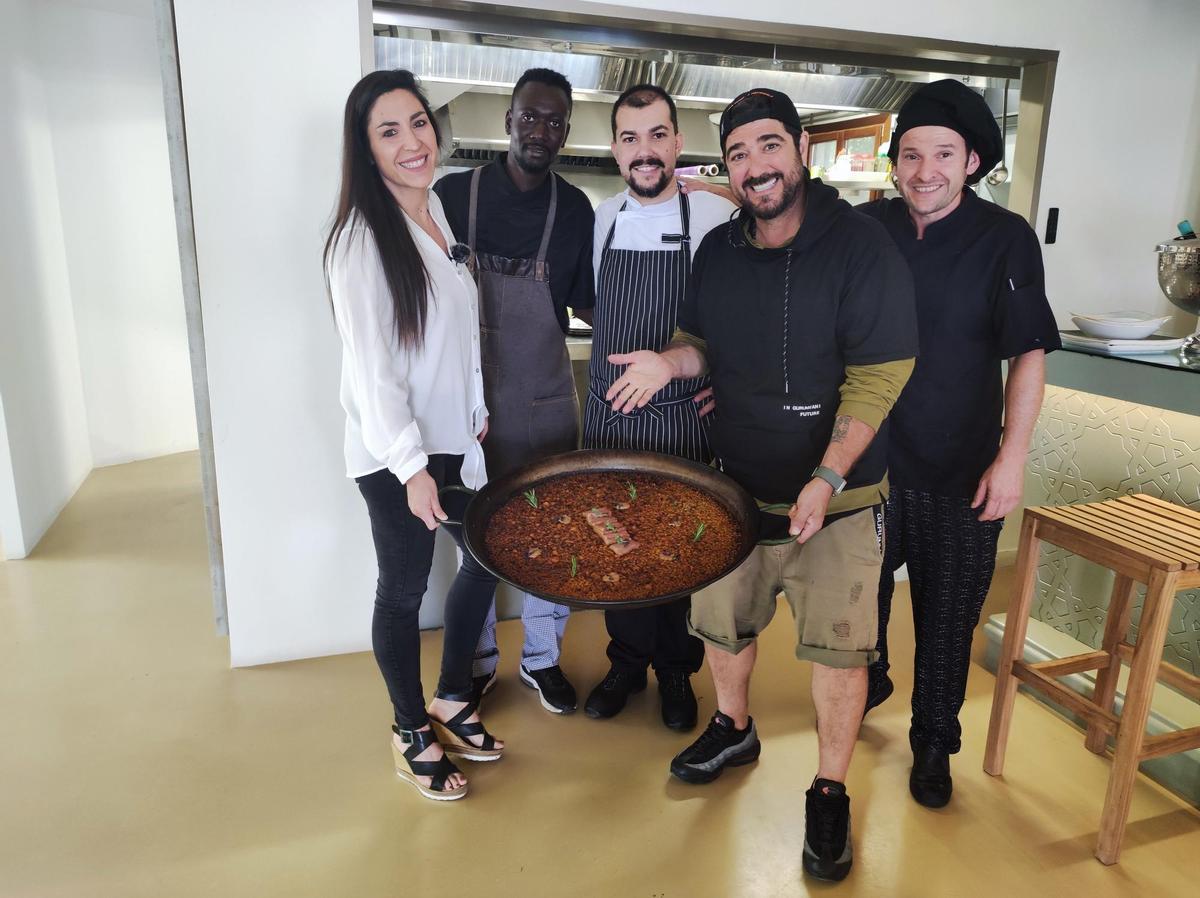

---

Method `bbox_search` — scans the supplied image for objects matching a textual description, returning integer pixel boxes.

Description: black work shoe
[669,711,760,784]
[471,670,497,706]
[909,741,952,808]
[584,668,647,719]
[862,669,894,720]
[657,671,698,731]
[803,779,853,882]
[518,665,577,714]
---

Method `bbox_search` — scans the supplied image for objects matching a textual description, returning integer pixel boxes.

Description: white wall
[35,0,197,467]
[173,0,378,666]
[176,0,1200,665]
[0,0,94,560]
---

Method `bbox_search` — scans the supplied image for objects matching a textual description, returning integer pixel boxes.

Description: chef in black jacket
[857,79,1060,808]
[434,68,595,716]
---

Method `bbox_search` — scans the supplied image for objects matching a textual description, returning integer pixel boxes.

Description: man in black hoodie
[607,88,917,883]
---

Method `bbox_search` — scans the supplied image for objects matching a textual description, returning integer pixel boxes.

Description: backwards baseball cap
[719,88,804,152]
[888,79,1003,186]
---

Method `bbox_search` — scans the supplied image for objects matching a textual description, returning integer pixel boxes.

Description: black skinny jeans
[356,455,497,731]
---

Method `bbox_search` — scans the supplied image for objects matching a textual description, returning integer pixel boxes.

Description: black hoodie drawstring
[782,248,793,394]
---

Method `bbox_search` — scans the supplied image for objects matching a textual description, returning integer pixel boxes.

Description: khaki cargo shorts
[688,505,884,669]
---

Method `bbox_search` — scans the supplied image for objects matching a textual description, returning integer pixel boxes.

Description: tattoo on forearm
[830,415,851,443]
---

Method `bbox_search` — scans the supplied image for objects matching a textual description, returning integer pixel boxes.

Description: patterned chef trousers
[868,487,1004,754]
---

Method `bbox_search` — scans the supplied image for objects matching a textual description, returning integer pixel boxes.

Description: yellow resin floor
[1,452,1197,898]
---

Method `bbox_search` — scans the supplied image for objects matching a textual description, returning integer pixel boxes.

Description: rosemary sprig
[626,481,637,501]
[692,522,707,542]
[604,522,616,531]
[524,489,538,508]
[570,555,578,577]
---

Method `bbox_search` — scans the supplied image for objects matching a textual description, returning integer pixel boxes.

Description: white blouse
[328,191,488,489]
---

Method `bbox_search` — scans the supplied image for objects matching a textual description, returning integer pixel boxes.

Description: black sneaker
[669,711,760,784]
[471,670,497,706]
[657,671,698,731]
[585,668,647,719]
[803,779,853,882]
[518,664,577,714]
[909,740,952,808]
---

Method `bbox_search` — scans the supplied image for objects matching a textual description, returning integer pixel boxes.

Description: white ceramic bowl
[1069,311,1173,340]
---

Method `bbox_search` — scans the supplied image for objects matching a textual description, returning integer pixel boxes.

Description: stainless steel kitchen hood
[376,36,923,115]
[376,34,936,163]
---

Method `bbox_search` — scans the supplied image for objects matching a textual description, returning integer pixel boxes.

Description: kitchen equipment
[1059,330,1188,355]
[1069,311,1173,340]
[440,449,792,609]
[1156,220,1200,356]
[985,79,1010,187]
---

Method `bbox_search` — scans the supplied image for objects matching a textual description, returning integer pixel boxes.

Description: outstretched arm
[605,340,708,414]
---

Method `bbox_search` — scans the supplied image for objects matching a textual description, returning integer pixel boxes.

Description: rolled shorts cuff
[686,618,756,655]
[794,644,878,669]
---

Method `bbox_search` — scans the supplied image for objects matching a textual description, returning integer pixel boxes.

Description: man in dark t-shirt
[857,80,1060,809]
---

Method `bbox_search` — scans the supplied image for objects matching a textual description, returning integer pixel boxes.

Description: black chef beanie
[719,88,804,152]
[888,79,1003,185]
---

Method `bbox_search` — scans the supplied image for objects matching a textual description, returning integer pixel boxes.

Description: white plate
[1060,330,1186,353]
[1069,309,1162,323]
[1070,314,1172,339]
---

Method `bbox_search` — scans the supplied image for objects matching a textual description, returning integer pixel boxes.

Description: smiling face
[366,88,439,203]
[894,125,981,227]
[506,81,571,175]
[724,118,809,221]
[612,97,682,200]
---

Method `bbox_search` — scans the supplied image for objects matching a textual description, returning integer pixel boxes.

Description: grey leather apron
[468,166,579,479]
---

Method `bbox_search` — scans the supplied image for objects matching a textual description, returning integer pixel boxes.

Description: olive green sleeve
[836,358,915,432]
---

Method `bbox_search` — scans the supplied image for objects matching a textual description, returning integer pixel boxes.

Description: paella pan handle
[757,503,797,547]
[436,485,476,527]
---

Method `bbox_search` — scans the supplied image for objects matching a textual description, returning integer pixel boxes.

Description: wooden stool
[983,493,1200,864]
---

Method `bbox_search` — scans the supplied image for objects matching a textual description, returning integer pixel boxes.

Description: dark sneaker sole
[518,667,576,714]
[909,777,952,808]
[802,856,852,882]
[584,681,646,719]
[670,740,761,784]
[662,713,698,732]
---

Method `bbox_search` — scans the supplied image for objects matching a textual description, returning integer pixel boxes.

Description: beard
[625,158,672,198]
[513,142,554,174]
[734,164,803,221]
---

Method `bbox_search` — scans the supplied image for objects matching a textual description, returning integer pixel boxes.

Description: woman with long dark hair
[324,70,502,801]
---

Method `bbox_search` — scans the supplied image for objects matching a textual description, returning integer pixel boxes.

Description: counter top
[1060,343,1199,373]
[1048,347,1200,416]
[567,335,592,362]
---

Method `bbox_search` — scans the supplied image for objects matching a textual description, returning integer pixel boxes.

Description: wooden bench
[983,493,1200,864]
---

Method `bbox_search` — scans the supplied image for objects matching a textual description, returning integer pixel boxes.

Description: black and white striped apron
[583,190,711,463]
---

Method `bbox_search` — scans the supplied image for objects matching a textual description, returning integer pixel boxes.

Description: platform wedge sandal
[428,690,504,761]
[391,725,468,801]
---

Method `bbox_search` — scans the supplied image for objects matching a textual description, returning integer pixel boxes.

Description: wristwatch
[811,465,847,496]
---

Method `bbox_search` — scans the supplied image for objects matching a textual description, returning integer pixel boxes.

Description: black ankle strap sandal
[391,725,468,801]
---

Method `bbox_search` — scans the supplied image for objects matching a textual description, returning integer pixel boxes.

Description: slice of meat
[608,538,640,557]
[584,504,641,556]
[586,507,613,526]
